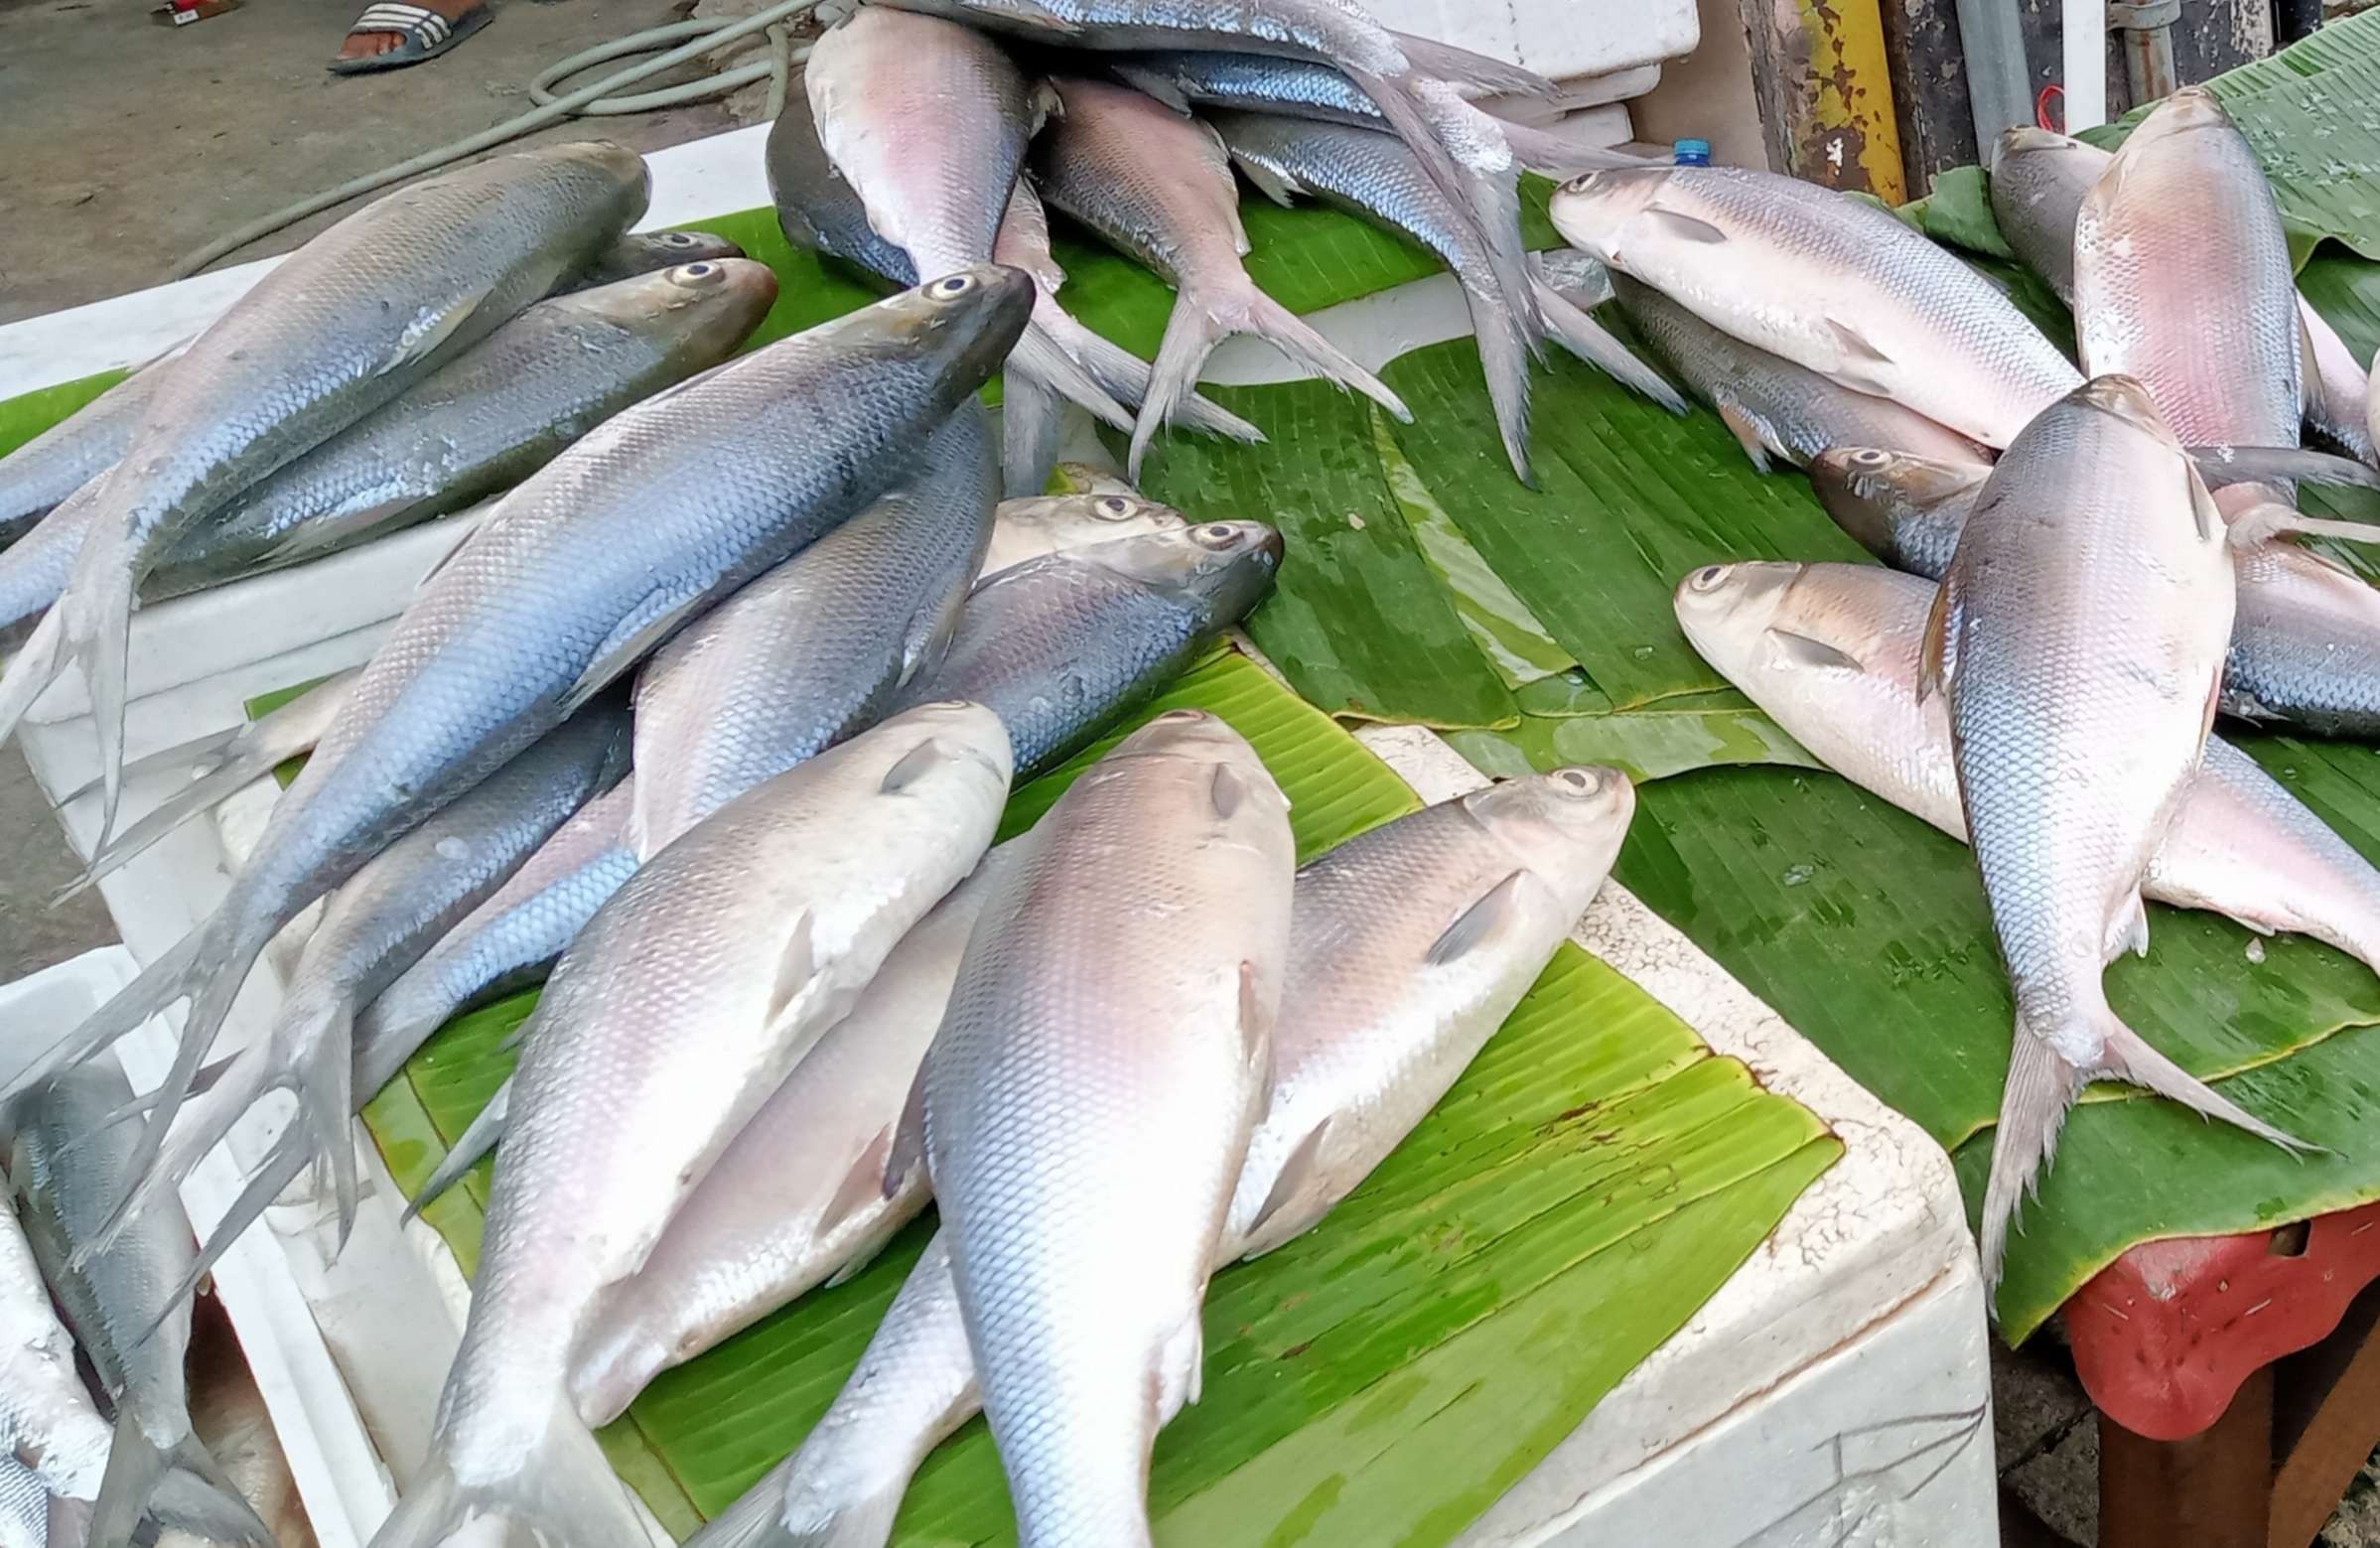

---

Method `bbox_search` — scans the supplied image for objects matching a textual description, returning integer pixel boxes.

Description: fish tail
[368,1397,656,1548]
[1387,32,1559,101]
[2096,1009,2320,1157]
[54,752,275,905]
[83,1041,280,1269]
[161,1435,278,1548]
[1031,302,1265,445]
[1531,277,1690,414]
[1461,275,1537,485]
[1010,324,1134,434]
[1228,283,1409,423]
[999,369,1069,499]
[681,1462,808,1548]
[0,606,70,750]
[83,1410,173,1548]
[1450,153,1546,360]
[2226,498,2380,550]
[2185,443,2380,494]
[403,1074,511,1224]
[774,1467,907,1548]
[0,921,211,1108]
[296,1001,362,1251]
[1497,121,1666,178]
[1346,66,1491,232]
[146,1129,311,1343]
[70,565,138,846]
[1977,1026,2088,1291]
[58,720,241,807]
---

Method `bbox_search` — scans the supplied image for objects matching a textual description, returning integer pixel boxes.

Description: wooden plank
[2098,1366,2273,1548]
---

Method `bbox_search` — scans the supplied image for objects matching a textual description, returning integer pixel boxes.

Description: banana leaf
[349,649,1841,1540]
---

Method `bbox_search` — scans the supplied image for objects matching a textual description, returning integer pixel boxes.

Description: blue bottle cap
[1674,137,1713,166]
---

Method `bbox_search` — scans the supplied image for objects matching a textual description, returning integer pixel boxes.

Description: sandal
[329,0,493,74]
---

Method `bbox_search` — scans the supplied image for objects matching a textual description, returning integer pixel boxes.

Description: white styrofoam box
[1358,0,1699,85]
[1548,64,1665,111]
[0,123,1993,1548]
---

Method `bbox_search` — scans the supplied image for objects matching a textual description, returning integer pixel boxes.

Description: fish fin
[380,291,488,376]
[1153,1310,1204,1422]
[2298,307,2325,423]
[884,1061,929,1201]
[1428,871,1529,966]
[1916,576,1956,705]
[815,1127,898,1236]
[1031,301,1264,443]
[148,1129,311,1342]
[82,1405,172,1548]
[66,720,243,805]
[160,1436,278,1548]
[2227,499,2380,549]
[410,522,479,594]
[0,607,70,756]
[1446,142,1545,360]
[84,1036,281,1268]
[1977,1024,2088,1290]
[1389,32,1560,100]
[0,918,210,1106]
[1531,279,1687,415]
[1227,281,1408,425]
[1763,629,1866,673]
[1641,207,1730,245]
[682,1465,806,1548]
[1342,64,1490,223]
[819,1210,912,1290]
[299,1014,361,1252]
[404,1077,511,1224]
[560,587,711,717]
[1229,151,1308,210]
[882,739,957,795]
[1497,121,1662,177]
[1714,402,1776,473]
[2185,443,2380,493]
[368,1392,656,1548]
[1011,322,1134,432]
[1821,316,1899,397]
[765,913,820,1031]
[1114,62,1193,115]
[1238,960,1268,1068]
[57,748,286,904]
[1456,269,1535,484]
[998,371,1067,499]
[2107,892,2151,961]
[2096,1009,2321,1158]
[1239,1120,1332,1252]
[1209,763,1247,819]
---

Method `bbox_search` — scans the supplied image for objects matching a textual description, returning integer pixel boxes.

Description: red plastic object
[2067,1201,2380,1441]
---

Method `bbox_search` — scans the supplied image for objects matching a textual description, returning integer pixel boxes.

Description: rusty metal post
[2110,0,2181,105]
[1738,0,1910,202]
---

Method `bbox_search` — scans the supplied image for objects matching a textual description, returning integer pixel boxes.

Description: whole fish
[1674,560,2380,973]
[2072,89,2302,497]
[569,841,1023,1425]
[1812,445,2380,735]
[1927,375,2310,1287]
[768,66,1258,492]
[898,520,1283,775]
[1212,112,1679,483]
[0,141,653,838]
[140,260,777,599]
[707,763,1634,1548]
[1991,125,2373,464]
[917,709,1293,1548]
[354,487,1187,1142]
[566,227,748,290]
[1,267,1032,1196]
[1548,165,2081,448]
[368,701,1012,1548]
[9,1065,277,1548]
[1607,274,1988,471]
[1035,74,1410,477]
[103,698,632,1271]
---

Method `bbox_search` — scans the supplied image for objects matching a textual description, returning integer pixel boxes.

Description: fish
[1673,560,2380,975]
[0,1152,119,1520]
[897,520,1283,776]
[0,141,653,840]
[367,700,1013,1548]
[1811,445,2380,736]
[0,365,164,553]
[565,227,748,290]
[770,59,1258,492]
[355,485,1186,1142]
[2072,88,2302,501]
[1212,112,1678,484]
[8,1065,277,1548]
[915,708,1292,1548]
[1607,274,1988,472]
[1548,165,2081,449]
[98,697,633,1273]
[1924,374,2311,1287]
[568,839,1024,1424]
[139,259,777,600]
[0,266,1032,1197]
[1990,125,2373,464]
[1034,74,1411,476]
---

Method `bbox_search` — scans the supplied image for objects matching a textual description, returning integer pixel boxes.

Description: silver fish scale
[897,555,1209,775]
[1942,388,2232,1068]
[1121,49,1386,126]
[2225,541,2380,733]
[0,367,158,546]
[0,480,99,633]
[766,90,919,285]
[878,0,1411,74]
[1611,276,1989,469]
[150,264,770,599]
[11,1065,197,1448]
[0,1201,106,1500]
[98,144,647,568]
[1988,135,2104,305]
[1215,110,1470,265]
[925,718,1292,1548]
[630,403,996,851]
[1035,77,1245,283]
[2074,92,2300,451]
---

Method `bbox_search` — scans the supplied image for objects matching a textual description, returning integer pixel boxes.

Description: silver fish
[979,491,1185,571]
[1927,375,2310,1287]
[2072,89,2302,497]
[0,1154,117,1513]
[104,698,632,1273]
[707,764,1633,1548]
[565,227,748,291]
[1035,74,1410,477]
[918,708,1292,1548]
[1609,274,1988,472]
[1991,124,2373,465]
[1675,560,2380,974]
[0,366,163,552]
[368,701,1012,1548]
[898,520,1282,775]
[0,141,653,838]
[1811,445,2380,736]
[2,267,1032,1199]
[1549,164,2081,449]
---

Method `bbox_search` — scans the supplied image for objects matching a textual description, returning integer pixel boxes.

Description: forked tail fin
[364,1391,658,1548]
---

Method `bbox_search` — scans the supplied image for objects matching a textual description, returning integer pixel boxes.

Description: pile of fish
[1535,87,2380,1286]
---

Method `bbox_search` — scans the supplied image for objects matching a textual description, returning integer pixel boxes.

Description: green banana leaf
[350,649,1841,1540]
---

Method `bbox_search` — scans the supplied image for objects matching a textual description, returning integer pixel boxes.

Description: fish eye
[1686,564,1730,592]
[1155,708,1207,725]
[664,231,698,245]
[929,273,977,298]
[1555,768,1607,796]
[1191,523,1239,549]
[1852,449,1890,467]
[672,262,722,286]
[1096,496,1135,519]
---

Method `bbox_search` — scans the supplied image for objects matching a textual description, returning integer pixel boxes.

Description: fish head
[1079,519,1284,626]
[592,258,780,358]
[1989,125,2090,176]
[995,493,1190,556]
[537,139,654,213]
[1808,448,1990,558]
[632,228,747,267]
[1462,766,1635,916]
[1676,561,1929,702]
[1106,708,1283,801]
[2070,372,2184,448]
[873,263,1038,389]
[1545,167,1673,261]
[1672,560,1804,668]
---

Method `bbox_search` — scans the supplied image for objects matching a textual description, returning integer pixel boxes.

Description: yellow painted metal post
[1747,0,1910,202]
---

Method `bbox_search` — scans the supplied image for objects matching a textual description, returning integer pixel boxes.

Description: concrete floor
[6,3,2380,1544]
